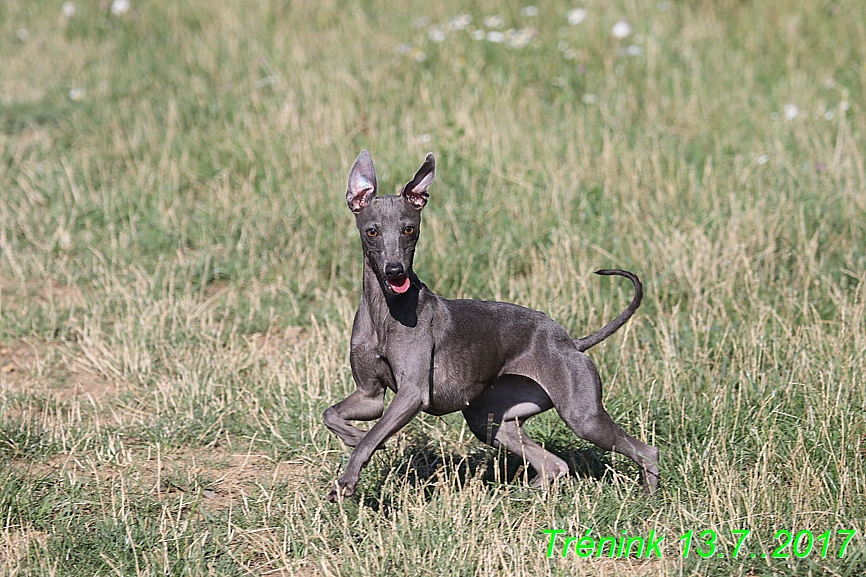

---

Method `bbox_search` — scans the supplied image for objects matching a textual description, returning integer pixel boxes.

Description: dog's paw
[529,475,549,489]
[326,480,355,503]
[529,460,570,489]
[529,472,566,489]
[642,471,661,496]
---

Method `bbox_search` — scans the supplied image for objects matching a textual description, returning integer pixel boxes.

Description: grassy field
[1,0,865,575]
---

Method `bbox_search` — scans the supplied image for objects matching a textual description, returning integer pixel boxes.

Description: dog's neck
[361,257,420,328]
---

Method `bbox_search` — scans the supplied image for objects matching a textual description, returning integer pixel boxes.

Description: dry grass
[1,0,865,575]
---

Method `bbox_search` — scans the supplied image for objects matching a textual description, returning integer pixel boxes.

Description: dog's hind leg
[548,352,660,493]
[463,375,569,486]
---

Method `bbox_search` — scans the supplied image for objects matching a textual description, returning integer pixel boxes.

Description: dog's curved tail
[573,269,643,352]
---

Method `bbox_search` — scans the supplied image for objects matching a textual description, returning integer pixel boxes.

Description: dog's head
[346,151,435,295]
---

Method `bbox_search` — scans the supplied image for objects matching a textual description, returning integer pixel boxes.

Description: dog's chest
[381,335,494,414]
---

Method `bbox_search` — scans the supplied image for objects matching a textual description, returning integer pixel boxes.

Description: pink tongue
[390,276,411,294]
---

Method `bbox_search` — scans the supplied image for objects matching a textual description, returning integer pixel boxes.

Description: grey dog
[323,150,660,502]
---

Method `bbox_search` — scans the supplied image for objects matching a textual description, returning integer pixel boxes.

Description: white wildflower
[612,20,633,39]
[415,133,432,144]
[62,2,76,18]
[69,87,86,101]
[472,29,486,41]
[397,43,412,55]
[110,0,130,16]
[521,6,539,17]
[428,26,446,42]
[509,36,529,49]
[783,103,799,120]
[449,14,472,30]
[16,28,30,42]
[567,8,587,25]
[487,30,505,43]
[582,93,598,104]
[757,154,769,165]
[508,28,536,49]
[484,15,505,29]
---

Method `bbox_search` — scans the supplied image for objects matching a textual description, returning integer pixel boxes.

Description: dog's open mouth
[387,275,411,294]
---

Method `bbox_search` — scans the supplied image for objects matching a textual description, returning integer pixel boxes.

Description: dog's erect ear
[401,152,435,210]
[346,150,378,213]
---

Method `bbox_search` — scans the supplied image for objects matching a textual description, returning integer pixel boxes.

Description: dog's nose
[385,263,405,278]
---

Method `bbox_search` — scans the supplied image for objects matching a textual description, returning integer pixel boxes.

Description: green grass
[1,0,865,575]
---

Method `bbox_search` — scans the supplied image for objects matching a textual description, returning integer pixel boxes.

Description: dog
[323,150,659,501]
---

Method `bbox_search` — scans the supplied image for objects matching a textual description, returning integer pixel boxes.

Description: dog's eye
[366,228,378,238]
[402,225,415,235]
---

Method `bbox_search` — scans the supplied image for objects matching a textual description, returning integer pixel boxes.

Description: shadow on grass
[358,432,616,511]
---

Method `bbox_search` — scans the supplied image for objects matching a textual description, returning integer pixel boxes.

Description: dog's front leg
[323,332,394,446]
[327,386,427,502]
[323,386,385,447]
